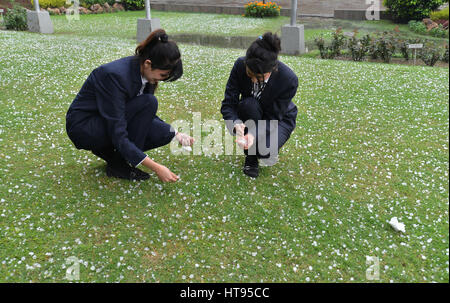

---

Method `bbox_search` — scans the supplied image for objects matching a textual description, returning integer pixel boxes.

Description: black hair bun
[245,32,280,74]
[260,32,281,54]
[160,33,169,43]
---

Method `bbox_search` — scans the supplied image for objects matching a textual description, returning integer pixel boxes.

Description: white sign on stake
[408,44,423,49]
[408,44,423,65]
[344,32,355,38]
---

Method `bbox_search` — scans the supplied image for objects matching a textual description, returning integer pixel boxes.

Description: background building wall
[150,0,385,16]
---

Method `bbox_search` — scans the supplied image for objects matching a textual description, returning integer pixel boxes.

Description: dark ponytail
[135,29,183,82]
[245,32,281,75]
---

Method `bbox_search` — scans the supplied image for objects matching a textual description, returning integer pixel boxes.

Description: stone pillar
[137,0,161,43]
[281,0,305,55]
[27,10,54,34]
[281,24,305,55]
[137,18,161,44]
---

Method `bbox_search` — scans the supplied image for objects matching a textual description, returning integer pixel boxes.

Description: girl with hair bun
[221,32,299,178]
[66,29,193,182]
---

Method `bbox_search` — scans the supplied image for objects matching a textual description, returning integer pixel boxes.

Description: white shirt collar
[141,75,148,86]
[138,76,149,96]
[253,74,271,85]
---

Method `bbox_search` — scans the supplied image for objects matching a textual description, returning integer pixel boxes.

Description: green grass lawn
[49,10,449,45]
[51,10,291,39]
[50,10,336,44]
[0,13,449,282]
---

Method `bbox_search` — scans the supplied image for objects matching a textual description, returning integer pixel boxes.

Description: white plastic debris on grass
[389,217,406,233]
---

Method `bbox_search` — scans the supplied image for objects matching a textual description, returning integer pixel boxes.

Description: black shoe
[243,155,259,178]
[130,166,150,179]
[106,163,150,181]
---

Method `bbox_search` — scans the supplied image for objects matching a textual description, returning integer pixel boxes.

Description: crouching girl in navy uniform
[221,32,298,178]
[66,29,193,182]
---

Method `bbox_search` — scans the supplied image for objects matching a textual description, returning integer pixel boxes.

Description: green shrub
[314,29,347,60]
[408,20,428,35]
[368,39,379,59]
[409,20,449,38]
[373,32,396,63]
[348,34,371,61]
[4,5,27,31]
[330,28,346,57]
[442,44,449,62]
[396,39,409,61]
[429,24,448,38]
[122,0,145,11]
[80,0,107,8]
[399,38,425,61]
[31,0,66,9]
[244,1,281,18]
[314,37,334,59]
[420,43,443,66]
[431,7,449,21]
[383,0,444,23]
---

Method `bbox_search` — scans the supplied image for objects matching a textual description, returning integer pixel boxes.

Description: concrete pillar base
[281,24,305,55]
[27,11,54,34]
[137,18,161,44]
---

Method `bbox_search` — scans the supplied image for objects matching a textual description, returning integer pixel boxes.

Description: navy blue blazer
[66,56,155,167]
[221,57,298,135]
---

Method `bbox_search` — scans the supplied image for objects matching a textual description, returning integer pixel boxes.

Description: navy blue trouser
[237,97,292,158]
[67,94,174,164]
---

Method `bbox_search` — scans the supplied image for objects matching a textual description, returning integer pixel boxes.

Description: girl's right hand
[155,164,179,183]
[234,123,246,137]
[175,132,194,146]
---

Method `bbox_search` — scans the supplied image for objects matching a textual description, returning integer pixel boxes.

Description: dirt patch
[142,240,184,267]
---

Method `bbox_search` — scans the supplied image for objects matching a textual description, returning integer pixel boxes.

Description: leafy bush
[368,38,379,59]
[408,20,449,38]
[420,43,443,66]
[122,0,145,11]
[408,20,426,34]
[244,1,281,18]
[442,44,449,62]
[4,5,27,31]
[383,0,444,23]
[80,0,107,8]
[315,37,334,59]
[330,28,346,57]
[396,39,409,61]
[408,20,428,35]
[314,29,346,60]
[398,38,424,61]
[348,34,371,61]
[31,0,66,9]
[372,32,396,63]
[315,28,446,66]
[431,7,449,21]
[429,24,448,38]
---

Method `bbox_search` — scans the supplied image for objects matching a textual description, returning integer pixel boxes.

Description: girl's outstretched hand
[155,164,179,183]
[141,157,179,183]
